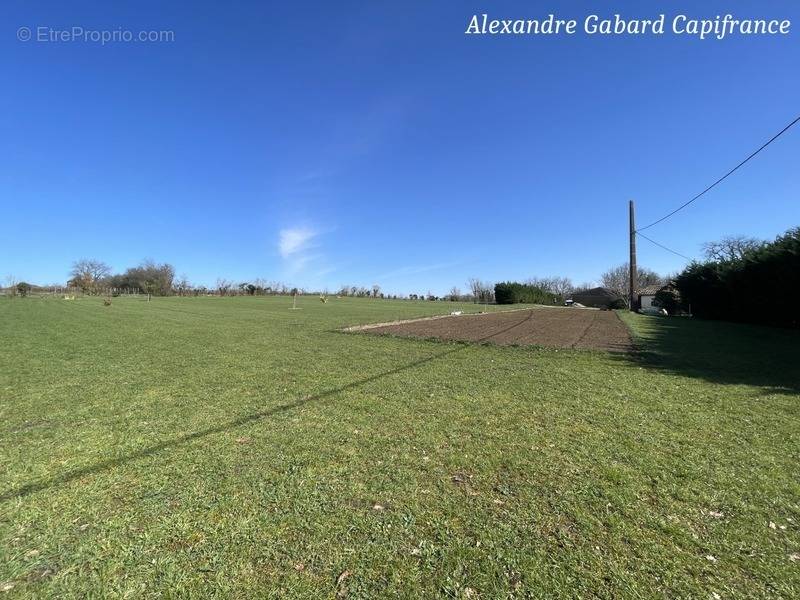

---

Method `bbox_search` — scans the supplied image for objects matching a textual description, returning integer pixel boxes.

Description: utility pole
[629,200,637,311]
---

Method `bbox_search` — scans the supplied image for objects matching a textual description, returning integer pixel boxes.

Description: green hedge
[494,282,559,305]
[675,226,799,327]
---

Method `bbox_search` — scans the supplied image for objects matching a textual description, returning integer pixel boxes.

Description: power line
[636,114,800,232]
[636,231,692,261]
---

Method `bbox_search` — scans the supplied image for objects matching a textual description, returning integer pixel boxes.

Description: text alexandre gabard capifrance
[465,14,791,41]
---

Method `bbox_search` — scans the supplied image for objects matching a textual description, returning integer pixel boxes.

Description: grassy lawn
[1,297,798,598]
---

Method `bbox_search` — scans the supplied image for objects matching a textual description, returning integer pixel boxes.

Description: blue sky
[2,1,799,295]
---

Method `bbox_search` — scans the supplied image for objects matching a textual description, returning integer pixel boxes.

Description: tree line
[5,258,668,305]
[9,229,794,326]
[674,227,799,327]
[68,259,175,296]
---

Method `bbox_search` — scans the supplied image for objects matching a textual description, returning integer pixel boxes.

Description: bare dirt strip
[360,307,634,352]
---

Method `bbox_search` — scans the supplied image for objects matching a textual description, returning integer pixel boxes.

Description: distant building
[570,287,622,309]
[638,282,683,313]
[637,284,663,309]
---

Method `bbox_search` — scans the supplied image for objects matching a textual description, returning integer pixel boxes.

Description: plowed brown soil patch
[363,308,633,352]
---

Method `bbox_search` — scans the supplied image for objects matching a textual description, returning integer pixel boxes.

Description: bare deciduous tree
[526,276,574,297]
[702,235,764,262]
[600,263,662,306]
[573,281,596,294]
[174,274,192,296]
[548,276,574,297]
[216,278,232,296]
[467,278,480,299]
[69,259,111,293]
[466,278,494,304]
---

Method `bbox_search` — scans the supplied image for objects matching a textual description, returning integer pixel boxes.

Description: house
[638,282,685,314]
[570,287,622,309]
[638,283,680,310]
[637,284,663,309]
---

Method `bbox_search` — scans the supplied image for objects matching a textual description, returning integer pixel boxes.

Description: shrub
[608,298,627,310]
[653,287,685,315]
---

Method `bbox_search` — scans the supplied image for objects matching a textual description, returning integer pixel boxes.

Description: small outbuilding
[638,282,685,314]
[637,284,663,309]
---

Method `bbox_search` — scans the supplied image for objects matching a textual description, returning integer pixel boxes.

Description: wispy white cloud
[278,226,335,277]
[279,226,317,259]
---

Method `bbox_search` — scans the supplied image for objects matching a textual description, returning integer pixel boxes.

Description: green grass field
[1,296,798,598]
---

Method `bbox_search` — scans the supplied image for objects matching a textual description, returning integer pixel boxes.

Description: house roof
[572,287,620,299]
[637,284,663,296]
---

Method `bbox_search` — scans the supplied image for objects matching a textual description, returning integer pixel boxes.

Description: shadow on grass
[1,312,534,502]
[619,313,800,394]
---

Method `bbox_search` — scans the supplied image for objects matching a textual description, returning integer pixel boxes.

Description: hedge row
[675,227,799,327]
[494,282,559,305]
